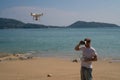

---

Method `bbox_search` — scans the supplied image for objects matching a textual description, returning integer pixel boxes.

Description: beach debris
[47,74,52,77]
[109,59,120,63]
[109,61,112,63]
[0,54,18,62]
[0,53,10,58]
[0,53,33,62]
[13,53,33,60]
[19,56,28,60]
[72,59,78,63]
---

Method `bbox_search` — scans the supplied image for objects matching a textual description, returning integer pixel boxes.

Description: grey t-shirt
[80,47,97,68]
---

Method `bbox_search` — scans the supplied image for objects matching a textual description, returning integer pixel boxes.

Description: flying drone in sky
[31,13,43,21]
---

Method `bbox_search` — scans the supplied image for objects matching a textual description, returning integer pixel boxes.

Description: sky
[0,0,120,26]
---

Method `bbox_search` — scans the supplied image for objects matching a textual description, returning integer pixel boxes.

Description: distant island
[0,18,120,29]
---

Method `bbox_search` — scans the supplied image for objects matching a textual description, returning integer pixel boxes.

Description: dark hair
[84,38,91,43]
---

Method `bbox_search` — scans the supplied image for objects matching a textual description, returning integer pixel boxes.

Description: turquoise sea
[0,28,120,59]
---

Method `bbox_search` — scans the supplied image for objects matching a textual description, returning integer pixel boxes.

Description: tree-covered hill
[0,18,25,29]
[67,21,120,28]
[0,18,119,29]
[0,18,59,29]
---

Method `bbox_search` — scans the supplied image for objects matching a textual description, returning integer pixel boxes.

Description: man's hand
[84,55,97,62]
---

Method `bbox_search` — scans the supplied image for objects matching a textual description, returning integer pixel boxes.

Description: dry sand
[0,55,120,80]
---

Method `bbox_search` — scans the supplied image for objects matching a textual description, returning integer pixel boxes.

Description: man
[75,38,97,80]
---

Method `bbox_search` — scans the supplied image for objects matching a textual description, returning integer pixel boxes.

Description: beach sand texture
[0,56,120,80]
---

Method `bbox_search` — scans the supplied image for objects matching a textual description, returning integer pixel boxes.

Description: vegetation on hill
[67,21,120,28]
[0,18,24,29]
[0,18,119,29]
[0,18,59,29]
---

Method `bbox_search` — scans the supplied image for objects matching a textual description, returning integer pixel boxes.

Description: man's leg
[81,67,92,80]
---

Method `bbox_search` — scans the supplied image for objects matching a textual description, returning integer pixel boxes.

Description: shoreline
[0,53,120,63]
[0,52,120,61]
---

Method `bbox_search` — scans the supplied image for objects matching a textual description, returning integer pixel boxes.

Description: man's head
[84,38,91,48]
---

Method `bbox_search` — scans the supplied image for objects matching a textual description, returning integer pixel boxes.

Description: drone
[31,13,43,21]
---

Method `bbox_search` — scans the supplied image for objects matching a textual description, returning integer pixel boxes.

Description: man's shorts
[81,66,92,80]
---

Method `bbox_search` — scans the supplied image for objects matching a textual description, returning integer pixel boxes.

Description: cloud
[0,6,81,26]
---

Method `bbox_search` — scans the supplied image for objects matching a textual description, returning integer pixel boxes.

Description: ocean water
[0,28,120,59]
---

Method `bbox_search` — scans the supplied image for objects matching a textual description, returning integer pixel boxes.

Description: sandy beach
[0,54,120,80]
